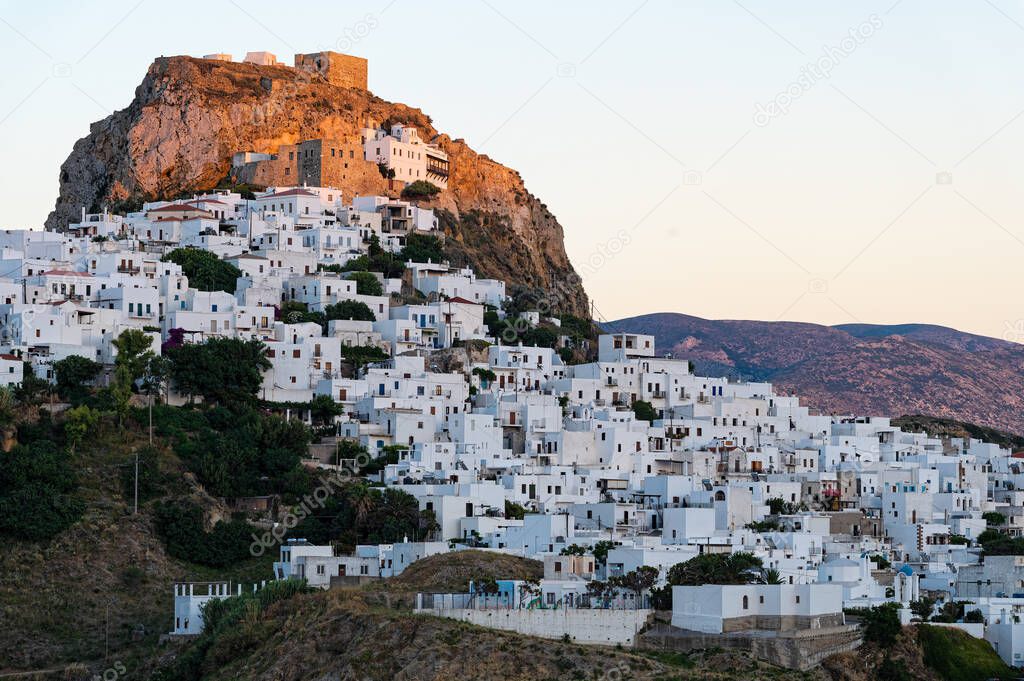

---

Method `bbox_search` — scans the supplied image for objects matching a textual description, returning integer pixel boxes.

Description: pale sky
[1,1,1023,339]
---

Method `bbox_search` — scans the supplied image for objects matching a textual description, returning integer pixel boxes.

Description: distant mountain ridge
[607,312,1024,436]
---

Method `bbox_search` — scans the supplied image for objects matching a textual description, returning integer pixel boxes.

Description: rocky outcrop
[47,55,588,315]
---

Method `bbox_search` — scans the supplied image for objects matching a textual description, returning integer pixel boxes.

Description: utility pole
[133,449,139,515]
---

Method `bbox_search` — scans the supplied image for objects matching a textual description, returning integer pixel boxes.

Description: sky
[1,0,1023,340]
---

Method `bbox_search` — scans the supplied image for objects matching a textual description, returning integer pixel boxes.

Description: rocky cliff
[47,55,588,316]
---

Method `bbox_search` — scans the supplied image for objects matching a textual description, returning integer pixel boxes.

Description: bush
[856,603,902,647]
[964,609,984,623]
[340,345,388,367]
[153,501,252,568]
[401,180,441,199]
[632,400,657,423]
[121,445,166,505]
[345,271,383,296]
[0,440,84,541]
[324,300,376,322]
[870,554,892,570]
[162,248,242,293]
[983,511,1007,526]
[504,500,526,520]
[53,355,102,402]
[400,233,445,264]
[876,655,912,681]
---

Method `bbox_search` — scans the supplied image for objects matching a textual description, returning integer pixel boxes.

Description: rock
[47,55,588,316]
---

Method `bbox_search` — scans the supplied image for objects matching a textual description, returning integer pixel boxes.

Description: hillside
[385,550,543,593]
[46,54,588,316]
[608,312,1024,435]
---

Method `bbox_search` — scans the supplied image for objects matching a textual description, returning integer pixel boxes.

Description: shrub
[162,248,242,293]
[857,603,902,647]
[324,300,376,322]
[121,445,166,505]
[870,554,892,570]
[983,511,1006,526]
[667,552,764,586]
[340,345,388,367]
[52,355,102,402]
[504,500,526,520]
[401,180,441,199]
[345,271,383,296]
[632,400,657,423]
[0,440,84,541]
[153,501,252,568]
[400,233,445,264]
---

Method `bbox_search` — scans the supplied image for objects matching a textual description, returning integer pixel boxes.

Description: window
[742,595,749,610]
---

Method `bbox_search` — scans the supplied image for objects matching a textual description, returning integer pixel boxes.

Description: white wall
[421,605,651,645]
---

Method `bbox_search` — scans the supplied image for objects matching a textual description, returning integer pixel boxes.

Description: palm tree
[758,568,785,585]
[346,484,376,527]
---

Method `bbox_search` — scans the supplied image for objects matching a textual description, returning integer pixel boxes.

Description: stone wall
[294,52,368,89]
[639,622,862,671]
[721,612,847,633]
[232,138,383,195]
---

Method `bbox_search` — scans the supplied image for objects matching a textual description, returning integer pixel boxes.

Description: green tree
[758,567,785,585]
[122,445,165,505]
[309,394,342,426]
[399,233,445,263]
[858,603,902,647]
[340,345,389,367]
[112,328,155,383]
[632,399,657,423]
[167,338,270,405]
[109,364,134,427]
[592,540,620,566]
[324,300,376,322]
[14,362,50,405]
[870,554,892,570]
[983,511,1007,526]
[667,552,764,586]
[964,609,985,623]
[141,355,172,444]
[0,385,15,430]
[163,248,242,293]
[611,566,659,601]
[64,404,100,453]
[911,596,936,621]
[504,499,527,520]
[52,355,102,402]
[346,271,383,296]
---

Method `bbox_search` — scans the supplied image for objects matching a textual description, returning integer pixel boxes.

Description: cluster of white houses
[5,177,1024,666]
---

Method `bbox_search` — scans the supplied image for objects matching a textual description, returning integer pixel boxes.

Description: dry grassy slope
[384,549,543,593]
[46,55,588,315]
[0,423,273,675]
[186,586,834,681]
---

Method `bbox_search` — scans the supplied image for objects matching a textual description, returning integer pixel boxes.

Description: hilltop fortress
[203,50,368,90]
